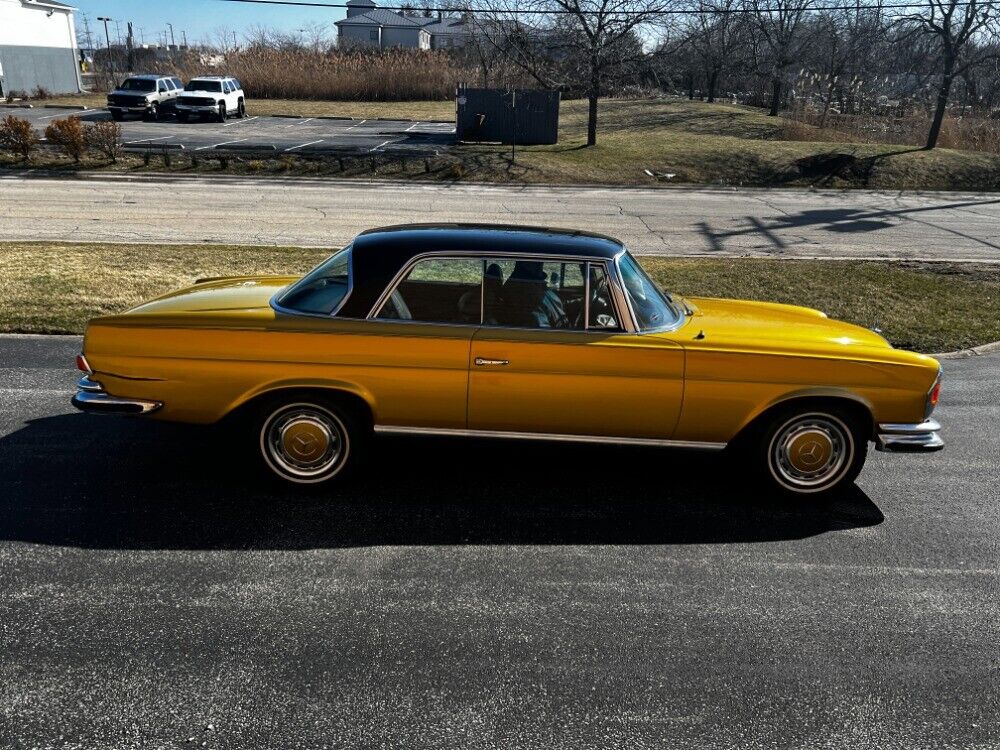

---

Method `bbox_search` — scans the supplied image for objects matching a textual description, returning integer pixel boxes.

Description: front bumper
[176,104,218,113]
[875,419,943,453]
[71,376,162,416]
[108,105,150,114]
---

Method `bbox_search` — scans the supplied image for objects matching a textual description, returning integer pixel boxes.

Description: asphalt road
[2,173,1000,260]
[0,334,997,749]
[17,107,455,154]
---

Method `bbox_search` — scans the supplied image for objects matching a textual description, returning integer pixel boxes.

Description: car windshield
[276,247,352,315]
[617,251,681,331]
[118,78,155,92]
[186,80,222,92]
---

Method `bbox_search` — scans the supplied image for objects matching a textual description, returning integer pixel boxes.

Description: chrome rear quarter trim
[71,376,162,416]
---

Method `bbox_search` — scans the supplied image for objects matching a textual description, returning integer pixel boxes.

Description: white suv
[176,77,246,123]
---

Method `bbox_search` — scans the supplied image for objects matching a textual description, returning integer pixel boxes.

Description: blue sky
[72,0,347,48]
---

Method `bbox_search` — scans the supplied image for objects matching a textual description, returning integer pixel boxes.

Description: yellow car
[72,224,943,497]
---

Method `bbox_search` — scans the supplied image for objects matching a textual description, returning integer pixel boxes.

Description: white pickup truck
[175,77,247,123]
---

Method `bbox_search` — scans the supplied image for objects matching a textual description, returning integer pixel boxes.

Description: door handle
[475,357,509,367]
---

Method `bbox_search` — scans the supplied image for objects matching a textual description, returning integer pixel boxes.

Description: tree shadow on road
[0,414,883,550]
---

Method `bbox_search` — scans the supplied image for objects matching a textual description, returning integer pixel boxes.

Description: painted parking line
[344,119,367,130]
[222,116,259,128]
[196,138,248,151]
[38,112,75,120]
[124,135,173,145]
[369,139,395,152]
[284,139,323,152]
[404,121,422,132]
[284,118,314,128]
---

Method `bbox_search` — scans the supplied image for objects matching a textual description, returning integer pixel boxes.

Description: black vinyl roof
[337,224,625,318]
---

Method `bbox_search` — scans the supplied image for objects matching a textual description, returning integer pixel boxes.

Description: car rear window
[277,248,352,316]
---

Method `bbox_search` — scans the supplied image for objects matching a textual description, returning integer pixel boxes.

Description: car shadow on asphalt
[0,414,884,550]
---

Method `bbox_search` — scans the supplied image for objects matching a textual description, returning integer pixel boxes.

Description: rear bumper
[875,419,943,453]
[71,376,162,416]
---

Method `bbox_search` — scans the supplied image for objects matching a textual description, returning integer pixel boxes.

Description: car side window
[588,263,621,331]
[481,258,585,330]
[233,80,242,90]
[158,81,167,92]
[223,81,232,93]
[376,258,483,325]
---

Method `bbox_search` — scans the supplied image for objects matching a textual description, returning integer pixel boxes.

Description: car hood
[126,275,295,317]
[181,89,222,96]
[682,296,893,353]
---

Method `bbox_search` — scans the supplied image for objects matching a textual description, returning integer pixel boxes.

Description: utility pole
[182,30,188,49]
[126,22,135,73]
[97,16,114,81]
[232,31,238,51]
[167,23,176,49]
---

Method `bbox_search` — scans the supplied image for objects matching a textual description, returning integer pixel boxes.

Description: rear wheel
[256,398,365,486]
[237,98,246,118]
[749,406,868,498]
[216,101,227,122]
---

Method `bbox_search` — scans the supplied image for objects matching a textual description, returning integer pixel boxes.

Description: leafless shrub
[44,116,87,162]
[31,85,52,100]
[85,120,124,162]
[0,115,40,161]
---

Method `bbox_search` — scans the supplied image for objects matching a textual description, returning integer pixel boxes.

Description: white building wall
[338,24,380,48]
[0,0,77,49]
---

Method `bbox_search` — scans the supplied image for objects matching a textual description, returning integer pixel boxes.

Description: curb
[0,103,32,109]
[934,340,1000,359]
[43,104,88,110]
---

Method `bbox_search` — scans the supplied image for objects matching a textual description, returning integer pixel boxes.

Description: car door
[364,256,483,429]
[467,258,685,439]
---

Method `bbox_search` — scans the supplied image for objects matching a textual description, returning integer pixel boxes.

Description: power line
[210,0,1000,16]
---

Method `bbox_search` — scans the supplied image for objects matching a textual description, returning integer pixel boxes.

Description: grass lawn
[8,96,999,190]
[2,241,997,353]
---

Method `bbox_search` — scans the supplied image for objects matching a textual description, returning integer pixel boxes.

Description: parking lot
[14,106,456,154]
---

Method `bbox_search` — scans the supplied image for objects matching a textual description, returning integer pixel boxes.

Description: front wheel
[217,102,227,122]
[256,399,365,486]
[751,407,868,498]
[145,102,159,121]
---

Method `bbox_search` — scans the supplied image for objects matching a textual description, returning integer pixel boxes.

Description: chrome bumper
[71,376,162,416]
[875,419,943,453]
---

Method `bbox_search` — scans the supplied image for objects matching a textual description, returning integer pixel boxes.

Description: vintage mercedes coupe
[72,224,943,497]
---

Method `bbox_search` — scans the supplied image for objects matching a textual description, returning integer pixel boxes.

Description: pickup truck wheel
[217,102,227,122]
[237,99,246,118]
[145,102,159,121]
[110,110,124,122]
[754,408,867,498]
[177,112,189,123]
[257,399,362,485]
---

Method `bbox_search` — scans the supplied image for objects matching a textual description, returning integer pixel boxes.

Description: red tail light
[76,354,92,374]
[929,379,941,408]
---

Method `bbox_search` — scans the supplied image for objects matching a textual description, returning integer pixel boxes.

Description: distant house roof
[420,18,471,36]
[336,9,426,28]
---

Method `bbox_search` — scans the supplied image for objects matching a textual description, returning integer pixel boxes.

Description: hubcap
[261,404,347,482]
[769,413,852,491]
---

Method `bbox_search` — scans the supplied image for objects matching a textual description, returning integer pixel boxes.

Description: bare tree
[474,0,672,146]
[686,0,747,103]
[746,0,815,116]
[902,0,1000,149]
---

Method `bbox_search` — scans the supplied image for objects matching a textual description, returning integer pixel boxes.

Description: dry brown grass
[2,241,998,353]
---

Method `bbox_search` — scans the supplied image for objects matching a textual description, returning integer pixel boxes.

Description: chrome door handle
[475,357,509,367]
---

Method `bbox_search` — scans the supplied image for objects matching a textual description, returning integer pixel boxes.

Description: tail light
[76,354,92,374]
[926,372,942,417]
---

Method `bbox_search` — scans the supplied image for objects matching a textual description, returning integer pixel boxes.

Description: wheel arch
[223,382,376,428]
[732,389,876,447]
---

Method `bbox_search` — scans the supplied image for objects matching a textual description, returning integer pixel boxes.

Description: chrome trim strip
[875,419,944,453]
[374,425,726,450]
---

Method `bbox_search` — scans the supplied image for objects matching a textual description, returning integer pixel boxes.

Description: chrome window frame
[614,249,685,334]
[366,250,638,334]
[270,245,355,320]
